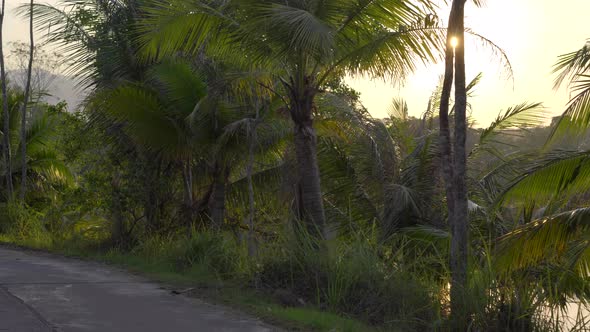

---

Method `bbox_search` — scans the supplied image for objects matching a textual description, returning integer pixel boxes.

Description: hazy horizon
[4,0,589,126]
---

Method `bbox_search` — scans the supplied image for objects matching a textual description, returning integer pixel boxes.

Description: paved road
[0,247,276,332]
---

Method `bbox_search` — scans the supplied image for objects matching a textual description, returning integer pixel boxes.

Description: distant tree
[0,0,13,196]
[7,42,63,96]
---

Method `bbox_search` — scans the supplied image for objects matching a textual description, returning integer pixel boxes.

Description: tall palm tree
[139,0,444,237]
[439,0,470,324]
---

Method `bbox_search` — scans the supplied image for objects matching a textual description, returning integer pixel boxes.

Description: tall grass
[128,230,251,280]
[256,227,440,330]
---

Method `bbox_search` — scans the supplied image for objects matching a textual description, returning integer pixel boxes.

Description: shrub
[0,201,51,248]
[131,231,250,279]
[257,230,438,330]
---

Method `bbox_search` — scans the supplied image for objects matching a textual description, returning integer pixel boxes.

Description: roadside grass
[0,232,378,332]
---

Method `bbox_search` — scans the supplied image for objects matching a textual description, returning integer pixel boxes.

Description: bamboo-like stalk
[19,0,35,201]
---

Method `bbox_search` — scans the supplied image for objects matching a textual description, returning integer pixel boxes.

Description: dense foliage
[1,0,590,331]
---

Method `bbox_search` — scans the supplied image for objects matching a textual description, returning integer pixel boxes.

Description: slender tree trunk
[0,0,13,196]
[439,21,456,223]
[246,117,258,257]
[110,171,124,245]
[440,0,469,328]
[19,0,34,201]
[209,162,227,229]
[181,159,195,235]
[450,0,468,326]
[144,162,161,232]
[145,187,160,231]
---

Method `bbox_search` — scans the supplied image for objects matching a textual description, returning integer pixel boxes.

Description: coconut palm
[19,0,141,90]
[0,87,72,201]
[490,40,590,273]
[138,0,445,237]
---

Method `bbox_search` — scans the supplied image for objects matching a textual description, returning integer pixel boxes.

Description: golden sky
[349,0,590,126]
[4,0,590,126]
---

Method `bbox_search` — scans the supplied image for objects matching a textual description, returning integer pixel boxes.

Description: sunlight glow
[450,37,459,49]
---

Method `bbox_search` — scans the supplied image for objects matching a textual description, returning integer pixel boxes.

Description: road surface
[0,247,276,331]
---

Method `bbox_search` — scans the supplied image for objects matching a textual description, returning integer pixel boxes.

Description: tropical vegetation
[0,0,589,331]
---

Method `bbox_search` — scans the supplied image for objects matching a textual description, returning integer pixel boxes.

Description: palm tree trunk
[293,119,326,238]
[451,0,468,326]
[440,0,469,328]
[246,118,258,257]
[288,79,326,239]
[439,23,456,223]
[0,0,13,197]
[182,158,194,230]
[19,0,34,201]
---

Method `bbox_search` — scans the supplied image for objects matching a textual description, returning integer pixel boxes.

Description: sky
[347,0,590,126]
[4,0,590,127]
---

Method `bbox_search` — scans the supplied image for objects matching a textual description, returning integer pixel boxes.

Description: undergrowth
[0,204,575,331]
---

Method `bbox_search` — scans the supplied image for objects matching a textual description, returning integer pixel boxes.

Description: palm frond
[27,149,74,185]
[550,76,590,139]
[256,2,335,61]
[554,40,590,89]
[147,60,207,115]
[499,150,590,205]
[138,0,237,62]
[387,97,409,120]
[97,84,183,152]
[496,207,590,275]
[475,102,545,151]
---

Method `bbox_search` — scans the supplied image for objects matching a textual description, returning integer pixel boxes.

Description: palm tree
[20,0,142,90]
[23,0,175,231]
[438,0,470,323]
[0,87,72,200]
[139,0,444,237]
[491,40,590,273]
[89,59,209,227]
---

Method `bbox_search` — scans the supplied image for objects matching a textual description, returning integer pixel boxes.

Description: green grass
[260,306,379,332]
[96,251,377,331]
[0,234,376,332]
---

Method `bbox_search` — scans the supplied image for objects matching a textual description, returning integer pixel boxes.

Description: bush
[257,230,438,330]
[131,231,251,279]
[0,201,51,248]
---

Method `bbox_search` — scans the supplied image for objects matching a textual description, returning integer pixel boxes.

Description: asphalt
[0,247,277,332]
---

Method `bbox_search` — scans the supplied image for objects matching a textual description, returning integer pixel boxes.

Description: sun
[450,37,459,49]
